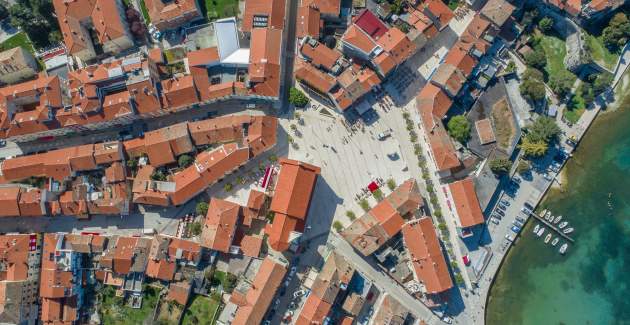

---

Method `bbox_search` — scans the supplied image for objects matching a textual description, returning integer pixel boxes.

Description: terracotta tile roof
[374,52,397,76]
[249,28,282,98]
[373,294,410,325]
[296,294,332,325]
[94,141,123,165]
[427,122,461,172]
[418,0,454,30]
[300,39,341,71]
[443,43,477,77]
[370,200,405,237]
[330,87,353,111]
[105,162,126,183]
[18,189,45,217]
[145,0,201,30]
[431,63,467,97]
[53,0,130,54]
[342,292,364,316]
[342,179,423,255]
[146,259,176,281]
[270,158,321,220]
[402,218,453,294]
[416,83,453,121]
[161,75,200,110]
[296,6,321,39]
[0,234,31,281]
[266,213,299,252]
[143,122,193,167]
[342,24,378,55]
[232,257,286,325]
[475,118,496,144]
[354,9,388,39]
[243,0,286,32]
[448,178,484,228]
[166,281,191,305]
[186,47,220,67]
[200,198,240,252]
[0,187,21,217]
[311,252,354,302]
[302,0,341,16]
[239,235,262,257]
[167,237,201,262]
[295,60,337,94]
[480,0,515,27]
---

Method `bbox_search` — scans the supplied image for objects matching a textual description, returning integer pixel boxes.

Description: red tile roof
[242,0,286,32]
[448,178,484,228]
[354,9,389,39]
[297,6,321,38]
[269,158,321,220]
[232,257,287,325]
[239,235,263,257]
[402,218,453,294]
[301,0,341,16]
[249,28,283,98]
[200,198,240,252]
[419,0,454,30]
[300,39,342,71]
[295,60,337,94]
[342,24,378,55]
[145,0,201,30]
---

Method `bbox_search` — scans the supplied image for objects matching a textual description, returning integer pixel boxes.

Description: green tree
[549,73,573,97]
[289,87,309,107]
[447,115,471,143]
[520,68,546,102]
[538,16,554,33]
[189,222,202,236]
[516,160,531,174]
[346,211,356,221]
[9,0,59,48]
[526,116,561,144]
[178,154,193,168]
[359,199,370,212]
[489,158,512,174]
[196,201,209,216]
[593,72,613,95]
[150,170,167,181]
[602,13,630,51]
[333,221,344,233]
[386,178,396,191]
[520,138,548,157]
[524,50,547,70]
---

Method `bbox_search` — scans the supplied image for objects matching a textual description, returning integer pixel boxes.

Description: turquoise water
[486,100,630,324]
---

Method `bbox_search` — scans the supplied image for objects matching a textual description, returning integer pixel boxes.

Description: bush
[593,72,613,95]
[359,199,370,212]
[386,178,396,191]
[520,138,548,157]
[289,87,309,107]
[178,154,194,168]
[455,273,465,286]
[549,73,574,98]
[373,189,384,201]
[538,16,554,33]
[223,183,233,192]
[602,13,630,51]
[489,158,512,174]
[333,221,344,233]
[520,68,546,102]
[151,170,167,181]
[524,50,547,70]
[447,115,471,143]
[346,211,356,221]
[189,222,202,236]
[196,202,209,216]
[526,116,561,144]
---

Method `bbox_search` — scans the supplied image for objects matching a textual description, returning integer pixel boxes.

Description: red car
[462,255,471,266]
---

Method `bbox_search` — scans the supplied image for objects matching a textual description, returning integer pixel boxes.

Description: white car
[377,130,391,140]
[293,290,306,298]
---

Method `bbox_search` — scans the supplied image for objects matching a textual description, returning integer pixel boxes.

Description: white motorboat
[533,224,541,234]
[558,221,568,229]
[553,215,562,224]
[559,243,568,254]
[551,238,560,246]
[544,234,552,244]
[563,227,574,234]
[536,227,545,237]
[540,209,548,218]
[545,211,552,221]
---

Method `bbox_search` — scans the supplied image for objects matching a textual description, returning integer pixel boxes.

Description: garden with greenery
[181,294,222,325]
[98,285,160,325]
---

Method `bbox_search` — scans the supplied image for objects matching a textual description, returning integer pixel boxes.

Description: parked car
[491,217,500,225]
[511,225,521,233]
[501,199,511,206]
[515,216,525,223]
[496,210,505,217]
[377,130,391,140]
[293,290,306,298]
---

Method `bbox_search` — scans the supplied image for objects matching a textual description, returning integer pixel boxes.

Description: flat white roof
[214,17,241,62]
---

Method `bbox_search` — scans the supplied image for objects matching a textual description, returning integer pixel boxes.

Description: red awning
[368,181,379,192]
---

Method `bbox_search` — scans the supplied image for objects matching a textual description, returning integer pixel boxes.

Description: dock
[528,212,575,243]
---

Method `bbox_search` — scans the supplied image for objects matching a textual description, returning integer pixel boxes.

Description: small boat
[545,211,552,221]
[544,234,552,244]
[553,215,562,224]
[536,227,545,237]
[539,209,548,218]
[558,221,568,229]
[533,224,540,234]
[551,238,560,246]
[559,243,568,254]
[563,227,574,234]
